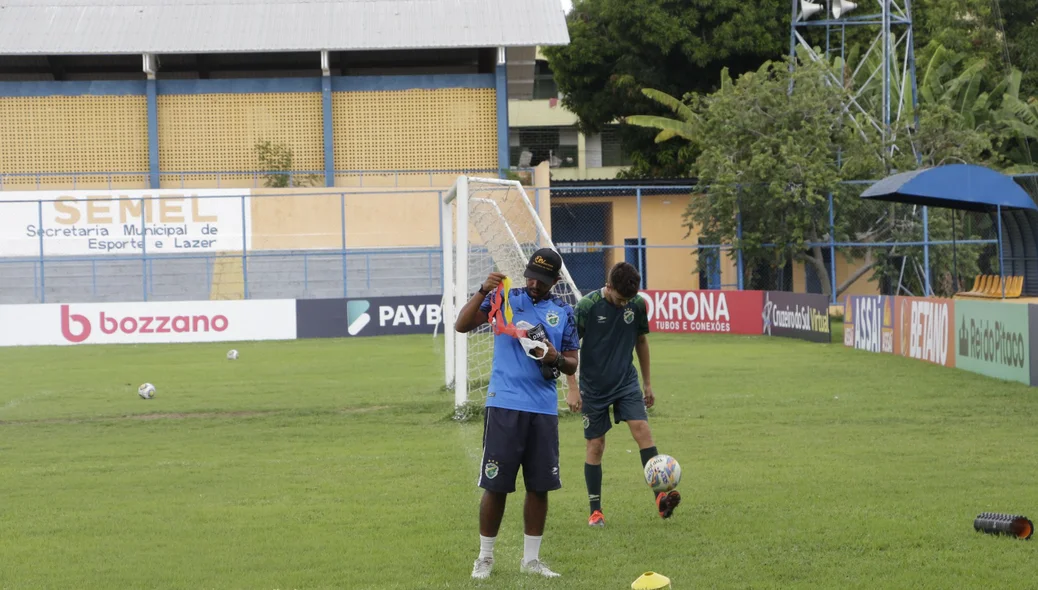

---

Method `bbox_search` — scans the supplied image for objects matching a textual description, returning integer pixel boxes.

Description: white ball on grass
[138,383,156,400]
[227,349,239,360]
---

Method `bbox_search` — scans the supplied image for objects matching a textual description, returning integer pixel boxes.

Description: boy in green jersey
[568,262,681,526]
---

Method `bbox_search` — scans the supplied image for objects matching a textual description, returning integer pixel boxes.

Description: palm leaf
[1004,95,1038,128]
[624,115,695,142]
[640,88,696,122]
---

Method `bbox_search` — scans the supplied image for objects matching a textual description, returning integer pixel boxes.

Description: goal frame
[441,175,582,408]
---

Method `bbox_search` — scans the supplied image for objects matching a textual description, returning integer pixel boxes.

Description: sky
[560,0,572,13]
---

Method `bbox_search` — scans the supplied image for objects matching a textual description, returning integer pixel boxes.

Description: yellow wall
[0,95,149,189]
[508,99,578,127]
[333,88,496,172]
[792,255,881,296]
[157,93,324,189]
[552,193,736,290]
[248,163,553,252]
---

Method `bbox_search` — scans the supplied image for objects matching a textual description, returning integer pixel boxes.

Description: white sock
[523,534,542,564]
[478,535,496,560]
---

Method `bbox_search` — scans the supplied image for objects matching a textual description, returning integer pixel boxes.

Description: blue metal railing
[0,168,530,190]
[1,174,1033,305]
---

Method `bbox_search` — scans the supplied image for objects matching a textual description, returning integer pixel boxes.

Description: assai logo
[346,300,371,336]
[852,296,893,353]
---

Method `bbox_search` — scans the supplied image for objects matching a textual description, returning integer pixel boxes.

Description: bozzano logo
[60,304,229,343]
[347,300,371,336]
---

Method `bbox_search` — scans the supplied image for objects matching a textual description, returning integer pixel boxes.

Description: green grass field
[2,330,1037,589]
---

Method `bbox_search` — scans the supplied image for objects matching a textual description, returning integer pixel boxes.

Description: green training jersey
[574,288,650,399]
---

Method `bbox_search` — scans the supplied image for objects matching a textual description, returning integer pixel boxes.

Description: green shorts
[581,389,648,440]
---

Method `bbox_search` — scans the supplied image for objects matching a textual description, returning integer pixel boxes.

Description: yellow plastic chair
[958,275,983,296]
[985,276,1006,297]
[969,275,993,296]
[1008,275,1024,298]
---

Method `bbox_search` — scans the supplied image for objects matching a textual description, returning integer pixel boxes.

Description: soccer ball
[138,383,156,400]
[227,349,239,360]
[644,454,681,493]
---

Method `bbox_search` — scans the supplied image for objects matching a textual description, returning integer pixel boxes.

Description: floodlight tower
[790,0,919,154]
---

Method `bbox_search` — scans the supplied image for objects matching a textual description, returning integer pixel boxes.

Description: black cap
[524,248,563,284]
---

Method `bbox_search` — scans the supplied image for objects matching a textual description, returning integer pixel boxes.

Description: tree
[254,140,321,188]
[631,50,1004,298]
[541,0,790,177]
[914,0,1038,99]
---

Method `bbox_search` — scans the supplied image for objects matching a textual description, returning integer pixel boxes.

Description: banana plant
[623,87,700,143]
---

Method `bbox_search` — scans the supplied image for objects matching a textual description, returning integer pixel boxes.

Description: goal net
[441,176,582,410]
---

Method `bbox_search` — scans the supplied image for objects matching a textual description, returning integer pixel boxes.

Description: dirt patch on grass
[338,405,390,414]
[128,410,272,421]
[0,405,392,426]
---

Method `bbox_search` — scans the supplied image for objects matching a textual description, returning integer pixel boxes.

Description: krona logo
[60,304,229,343]
[641,290,730,321]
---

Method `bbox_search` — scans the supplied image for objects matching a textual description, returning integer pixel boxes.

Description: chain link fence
[1,174,1035,305]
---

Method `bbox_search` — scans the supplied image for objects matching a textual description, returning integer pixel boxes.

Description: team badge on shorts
[484,460,499,479]
[623,309,635,324]
[582,414,590,430]
[546,311,560,327]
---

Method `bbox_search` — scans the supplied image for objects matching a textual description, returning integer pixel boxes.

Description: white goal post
[441,175,582,409]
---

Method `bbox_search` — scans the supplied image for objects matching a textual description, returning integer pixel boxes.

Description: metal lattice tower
[790,0,919,154]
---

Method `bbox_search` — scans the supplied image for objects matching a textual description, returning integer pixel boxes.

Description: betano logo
[347,300,371,336]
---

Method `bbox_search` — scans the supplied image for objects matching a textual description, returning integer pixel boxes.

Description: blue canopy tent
[860,164,1038,298]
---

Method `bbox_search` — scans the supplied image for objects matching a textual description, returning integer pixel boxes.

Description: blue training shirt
[479,288,580,415]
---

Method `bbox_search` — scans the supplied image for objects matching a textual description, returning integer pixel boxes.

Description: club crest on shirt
[546,310,560,327]
[484,460,499,479]
[623,309,635,324]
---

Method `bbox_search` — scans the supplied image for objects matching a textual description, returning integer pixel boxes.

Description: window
[509,127,578,168]
[600,125,633,167]
[532,61,559,100]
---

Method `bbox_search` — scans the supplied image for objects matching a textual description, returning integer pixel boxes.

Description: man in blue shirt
[455,248,580,580]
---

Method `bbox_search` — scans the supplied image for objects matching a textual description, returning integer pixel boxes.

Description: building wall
[0,93,149,189]
[249,162,553,251]
[792,256,881,296]
[551,194,738,290]
[158,92,324,188]
[334,87,496,172]
[0,74,501,191]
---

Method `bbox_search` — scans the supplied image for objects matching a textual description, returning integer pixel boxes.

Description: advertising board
[0,299,296,347]
[844,295,894,353]
[893,297,955,367]
[761,291,831,343]
[0,189,250,256]
[638,290,764,335]
[296,295,443,339]
[955,299,1030,385]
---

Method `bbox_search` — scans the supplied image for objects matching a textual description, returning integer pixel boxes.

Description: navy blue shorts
[581,389,648,440]
[478,406,561,493]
